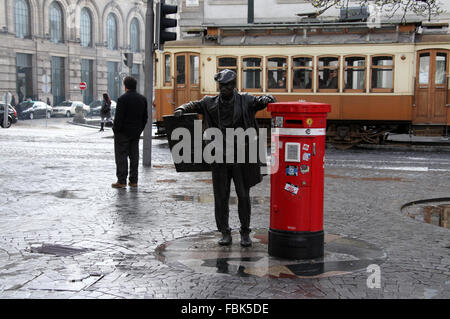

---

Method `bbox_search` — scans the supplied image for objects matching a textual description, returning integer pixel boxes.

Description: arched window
[49,2,63,43]
[107,13,118,50]
[14,0,30,39]
[80,8,92,47]
[130,18,140,53]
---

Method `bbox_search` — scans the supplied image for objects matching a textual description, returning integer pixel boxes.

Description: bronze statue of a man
[174,69,276,247]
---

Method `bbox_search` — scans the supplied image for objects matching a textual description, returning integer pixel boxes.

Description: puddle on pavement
[155,229,386,279]
[172,195,270,205]
[402,199,450,229]
[28,243,93,257]
[49,190,83,199]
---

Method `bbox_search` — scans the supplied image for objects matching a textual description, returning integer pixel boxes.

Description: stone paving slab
[0,120,448,299]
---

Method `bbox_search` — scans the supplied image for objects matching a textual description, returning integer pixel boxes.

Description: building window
[292,56,313,91]
[164,53,171,85]
[50,2,63,43]
[318,56,339,91]
[371,55,394,92]
[130,18,140,53]
[14,0,30,39]
[267,56,287,91]
[51,57,65,105]
[344,56,366,92]
[16,53,33,102]
[107,62,120,100]
[217,56,237,90]
[80,8,92,48]
[107,14,118,50]
[81,59,94,105]
[242,57,262,91]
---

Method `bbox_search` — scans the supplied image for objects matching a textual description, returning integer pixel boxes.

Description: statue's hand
[263,95,277,104]
[174,109,184,117]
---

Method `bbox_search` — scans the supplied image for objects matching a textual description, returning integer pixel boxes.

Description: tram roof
[190,19,450,46]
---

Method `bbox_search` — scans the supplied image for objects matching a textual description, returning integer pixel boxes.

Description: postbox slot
[285,119,303,127]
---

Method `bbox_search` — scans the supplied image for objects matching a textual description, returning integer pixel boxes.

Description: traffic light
[155,1,177,51]
[124,53,134,68]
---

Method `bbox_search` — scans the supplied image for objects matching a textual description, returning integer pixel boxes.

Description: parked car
[18,101,53,120]
[0,103,17,128]
[89,100,117,117]
[52,101,90,117]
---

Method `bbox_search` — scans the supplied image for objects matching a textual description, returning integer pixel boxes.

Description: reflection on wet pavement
[155,229,386,279]
[172,195,270,205]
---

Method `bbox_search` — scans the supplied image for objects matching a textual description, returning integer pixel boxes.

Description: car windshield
[90,101,102,107]
[59,102,72,106]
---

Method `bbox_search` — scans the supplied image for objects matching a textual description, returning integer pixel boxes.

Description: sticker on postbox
[284,183,299,195]
[274,116,284,128]
[303,144,310,151]
[300,165,310,174]
[303,152,311,161]
[286,165,298,176]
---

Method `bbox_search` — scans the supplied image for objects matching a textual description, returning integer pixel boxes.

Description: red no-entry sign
[79,82,87,90]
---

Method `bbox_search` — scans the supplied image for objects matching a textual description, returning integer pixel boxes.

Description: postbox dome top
[268,101,331,114]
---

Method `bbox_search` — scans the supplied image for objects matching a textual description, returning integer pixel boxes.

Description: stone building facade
[0,0,147,106]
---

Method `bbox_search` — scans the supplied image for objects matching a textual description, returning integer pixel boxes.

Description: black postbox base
[268,229,324,260]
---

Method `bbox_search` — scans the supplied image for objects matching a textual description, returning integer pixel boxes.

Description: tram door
[175,52,200,107]
[414,49,448,124]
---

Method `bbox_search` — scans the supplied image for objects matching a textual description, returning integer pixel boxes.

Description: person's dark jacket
[113,90,148,139]
[175,90,273,188]
[101,100,112,118]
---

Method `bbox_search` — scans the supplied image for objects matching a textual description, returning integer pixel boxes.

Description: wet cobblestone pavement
[0,119,449,299]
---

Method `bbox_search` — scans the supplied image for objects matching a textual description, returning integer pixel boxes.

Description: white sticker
[284,183,299,195]
[303,153,311,161]
[303,144,310,151]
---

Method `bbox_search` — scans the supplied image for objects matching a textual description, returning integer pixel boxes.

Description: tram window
[371,55,393,92]
[267,57,287,91]
[292,56,313,91]
[176,55,185,85]
[164,53,171,85]
[242,57,262,91]
[344,56,366,92]
[436,53,447,85]
[217,56,238,90]
[419,53,430,85]
[190,55,199,85]
[318,56,339,91]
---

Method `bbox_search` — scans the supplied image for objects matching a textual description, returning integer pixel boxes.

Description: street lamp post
[143,0,154,167]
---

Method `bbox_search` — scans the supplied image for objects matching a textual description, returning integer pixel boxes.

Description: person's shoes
[128,182,138,188]
[218,233,232,246]
[111,182,126,189]
[240,232,252,247]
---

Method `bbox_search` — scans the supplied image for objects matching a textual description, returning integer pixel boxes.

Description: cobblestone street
[0,119,449,300]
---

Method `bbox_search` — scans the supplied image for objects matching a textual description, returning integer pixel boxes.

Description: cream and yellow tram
[153,22,450,148]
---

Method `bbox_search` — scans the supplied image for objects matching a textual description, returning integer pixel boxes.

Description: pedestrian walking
[173,69,276,247]
[100,93,112,132]
[112,76,148,189]
[46,97,51,107]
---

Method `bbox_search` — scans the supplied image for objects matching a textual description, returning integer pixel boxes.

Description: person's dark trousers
[211,164,251,235]
[114,132,140,184]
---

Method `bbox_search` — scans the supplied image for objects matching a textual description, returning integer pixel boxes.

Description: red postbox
[267,101,331,259]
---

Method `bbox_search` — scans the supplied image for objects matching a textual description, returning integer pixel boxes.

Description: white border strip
[272,128,326,136]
